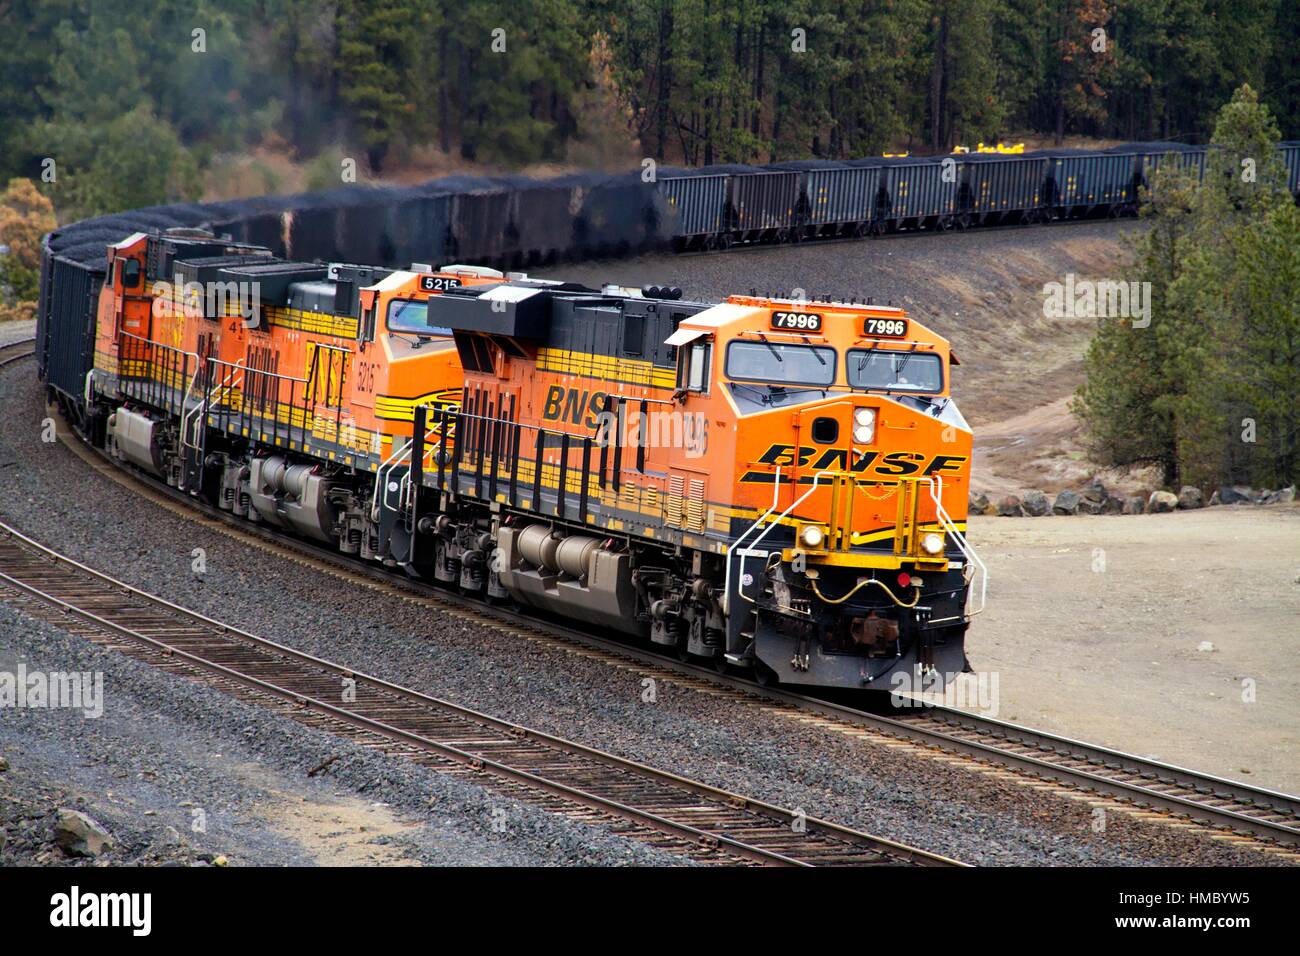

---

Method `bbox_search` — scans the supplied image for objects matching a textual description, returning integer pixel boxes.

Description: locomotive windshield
[386,299,451,337]
[847,349,943,393]
[725,340,836,387]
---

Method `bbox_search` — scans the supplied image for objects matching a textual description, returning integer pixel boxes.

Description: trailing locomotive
[43,228,983,692]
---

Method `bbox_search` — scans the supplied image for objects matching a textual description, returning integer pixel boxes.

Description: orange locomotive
[88,229,498,555]
[85,228,983,692]
[412,282,984,690]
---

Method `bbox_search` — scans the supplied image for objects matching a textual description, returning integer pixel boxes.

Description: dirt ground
[946,505,1300,795]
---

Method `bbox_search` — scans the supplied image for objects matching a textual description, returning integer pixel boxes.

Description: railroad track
[0,518,961,867]
[30,398,1300,860]
[0,337,35,368]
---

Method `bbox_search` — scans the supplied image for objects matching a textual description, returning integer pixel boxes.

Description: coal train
[34,141,1300,286]
[37,226,983,692]
[35,139,1296,689]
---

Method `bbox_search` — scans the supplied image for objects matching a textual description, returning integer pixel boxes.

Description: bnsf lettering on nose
[747,443,967,478]
[542,385,607,428]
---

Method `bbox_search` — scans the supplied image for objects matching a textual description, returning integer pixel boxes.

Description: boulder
[1080,479,1107,505]
[54,809,114,858]
[1021,490,1050,516]
[1217,485,1254,505]
[1102,495,1125,514]
[1077,495,1106,515]
[1177,485,1204,509]
[1264,485,1296,505]
[1051,490,1080,515]
[1122,495,1146,515]
[996,494,1024,517]
[1148,490,1178,513]
[969,492,990,514]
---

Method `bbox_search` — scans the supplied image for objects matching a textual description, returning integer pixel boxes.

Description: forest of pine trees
[1,1,1298,218]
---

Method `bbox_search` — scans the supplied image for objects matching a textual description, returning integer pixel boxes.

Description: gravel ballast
[1,301,1286,867]
[0,602,685,866]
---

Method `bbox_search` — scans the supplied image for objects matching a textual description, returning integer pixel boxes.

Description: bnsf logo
[542,385,608,428]
[740,443,967,482]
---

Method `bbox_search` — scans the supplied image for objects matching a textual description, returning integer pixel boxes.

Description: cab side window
[121,259,142,290]
[678,340,711,394]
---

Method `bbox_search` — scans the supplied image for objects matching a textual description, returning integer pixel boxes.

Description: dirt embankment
[959,506,1300,795]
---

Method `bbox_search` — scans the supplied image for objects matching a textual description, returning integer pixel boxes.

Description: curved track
[34,397,1299,861]
[0,516,960,867]
[0,338,35,369]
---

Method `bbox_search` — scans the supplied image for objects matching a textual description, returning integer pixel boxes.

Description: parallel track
[0,338,35,368]
[46,406,1300,857]
[0,516,960,867]
[4,346,1296,859]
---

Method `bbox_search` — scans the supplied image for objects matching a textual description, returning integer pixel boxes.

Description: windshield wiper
[795,335,826,366]
[757,333,783,363]
[729,381,772,404]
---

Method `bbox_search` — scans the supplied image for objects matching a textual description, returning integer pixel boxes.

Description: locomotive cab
[670,296,983,691]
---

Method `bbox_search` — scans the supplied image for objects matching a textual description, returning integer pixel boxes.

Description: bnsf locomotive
[41,228,983,691]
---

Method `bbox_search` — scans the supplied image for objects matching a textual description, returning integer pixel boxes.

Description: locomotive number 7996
[864,317,909,337]
[770,310,822,332]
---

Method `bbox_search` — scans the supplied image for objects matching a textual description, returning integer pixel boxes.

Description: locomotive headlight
[920,532,945,556]
[799,525,826,549]
[853,407,876,444]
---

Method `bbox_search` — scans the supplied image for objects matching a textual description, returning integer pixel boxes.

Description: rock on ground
[1148,490,1179,513]
[54,809,114,857]
[1051,490,1080,515]
[997,494,1024,517]
[1020,490,1050,517]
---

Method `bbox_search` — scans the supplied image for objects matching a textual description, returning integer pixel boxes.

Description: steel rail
[0,517,961,868]
[41,401,1300,853]
[0,337,35,368]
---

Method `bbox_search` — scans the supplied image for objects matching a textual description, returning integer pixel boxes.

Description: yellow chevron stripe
[537,347,676,389]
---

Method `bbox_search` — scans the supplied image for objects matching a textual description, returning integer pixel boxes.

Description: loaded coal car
[724,166,799,244]
[505,173,589,267]
[958,152,1049,225]
[572,171,667,259]
[1045,149,1140,217]
[381,183,455,268]
[657,166,733,250]
[1108,141,1209,198]
[443,176,519,267]
[851,156,959,231]
[770,160,881,240]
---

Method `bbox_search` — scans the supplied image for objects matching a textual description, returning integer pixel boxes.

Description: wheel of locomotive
[674,631,691,663]
[937,215,953,231]
[713,652,730,675]
[853,221,869,238]
[703,235,718,251]
[955,213,972,230]
[717,232,734,250]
